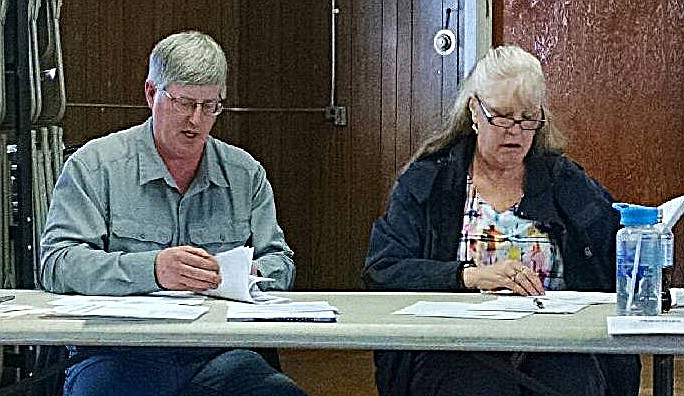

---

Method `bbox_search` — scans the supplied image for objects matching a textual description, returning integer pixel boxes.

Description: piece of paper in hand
[200,246,274,303]
[658,195,684,232]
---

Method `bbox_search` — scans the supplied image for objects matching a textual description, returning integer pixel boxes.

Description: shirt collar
[138,118,170,186]
[203,141,230,188]
[137,118,229,189]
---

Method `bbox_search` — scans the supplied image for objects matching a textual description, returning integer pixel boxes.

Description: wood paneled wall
[60,0,684,290]
[60,0,461,290]
[496,0,684,284]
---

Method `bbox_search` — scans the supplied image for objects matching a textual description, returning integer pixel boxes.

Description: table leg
[653,354,674,396]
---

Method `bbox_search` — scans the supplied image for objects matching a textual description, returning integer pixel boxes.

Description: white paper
[658,195,684,232]
[47,296,209,320]
[540,291,616,305]
[48,303,208,320]
[476,296,587,314]
[607,315,684,335]
[47,295,207,306]
[391,294,598,320]
[0,304,35,314]
[392,301,533,320]
[226,301,338,322]
[200,246,255,302]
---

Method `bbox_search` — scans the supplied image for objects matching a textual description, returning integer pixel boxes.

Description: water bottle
[613,203,665,316]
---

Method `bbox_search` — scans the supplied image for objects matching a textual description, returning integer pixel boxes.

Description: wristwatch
[462,260,477,269]
[461,261,477,288]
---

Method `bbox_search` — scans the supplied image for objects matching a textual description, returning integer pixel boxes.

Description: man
[40,31,307,396]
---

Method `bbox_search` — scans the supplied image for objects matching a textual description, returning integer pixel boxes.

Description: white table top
[0,289,681,354]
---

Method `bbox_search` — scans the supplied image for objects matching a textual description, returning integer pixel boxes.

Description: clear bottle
[614,204,664,316]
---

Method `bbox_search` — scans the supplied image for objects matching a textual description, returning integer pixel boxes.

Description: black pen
[0,295,15,303]
[533,298,545,309]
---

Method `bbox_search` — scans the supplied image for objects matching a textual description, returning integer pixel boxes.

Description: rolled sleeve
[249,167,295,290]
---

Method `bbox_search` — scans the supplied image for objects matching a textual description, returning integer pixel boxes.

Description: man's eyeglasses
[475,95,545,131]
[160,90,223,116]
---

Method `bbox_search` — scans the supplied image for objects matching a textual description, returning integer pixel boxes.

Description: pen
[0,295,15,303]
[533,298,545,309]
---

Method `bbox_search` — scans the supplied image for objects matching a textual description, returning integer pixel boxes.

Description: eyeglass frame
[474,95,546,131]
[159,89,224,117]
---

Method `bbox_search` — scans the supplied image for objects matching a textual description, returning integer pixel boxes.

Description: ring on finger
[511,272,520,283]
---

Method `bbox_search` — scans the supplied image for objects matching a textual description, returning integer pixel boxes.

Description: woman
[363,45,640,396]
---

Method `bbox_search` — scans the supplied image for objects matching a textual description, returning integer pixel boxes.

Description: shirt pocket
[110,218,173,252]
[188,219,251,255]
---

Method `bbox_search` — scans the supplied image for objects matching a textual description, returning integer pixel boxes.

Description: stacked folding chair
[1,0,67,395]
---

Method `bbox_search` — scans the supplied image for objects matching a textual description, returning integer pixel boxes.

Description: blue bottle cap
[612,203,659,226]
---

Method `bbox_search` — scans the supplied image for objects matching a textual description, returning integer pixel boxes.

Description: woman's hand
[463,260,544,296]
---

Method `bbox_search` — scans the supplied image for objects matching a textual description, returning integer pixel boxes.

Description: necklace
[469,173,525,213]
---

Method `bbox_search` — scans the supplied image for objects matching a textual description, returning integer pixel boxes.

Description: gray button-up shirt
[40,118,295,295]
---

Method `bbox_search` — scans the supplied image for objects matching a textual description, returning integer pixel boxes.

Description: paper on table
[541,291,616,305]
[607,315,684,335]
[392,301,533,320]
[47,296,209,320]
[476,296,588,314]
[0,304,35,314]
[48,303,208,320]
[226,301,338,322]
[47,294,207,306]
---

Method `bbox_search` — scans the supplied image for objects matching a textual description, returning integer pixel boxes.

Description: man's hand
[155,246,221,292]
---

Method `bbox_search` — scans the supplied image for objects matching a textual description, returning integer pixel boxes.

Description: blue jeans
[64,347,308,396]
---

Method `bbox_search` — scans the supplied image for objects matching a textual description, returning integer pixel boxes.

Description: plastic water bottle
[613,203,665,316]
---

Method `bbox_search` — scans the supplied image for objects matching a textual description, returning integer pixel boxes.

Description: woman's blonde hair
[414,45,565,161]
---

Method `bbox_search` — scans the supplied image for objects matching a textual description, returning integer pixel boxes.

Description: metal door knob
[433,29,456,56]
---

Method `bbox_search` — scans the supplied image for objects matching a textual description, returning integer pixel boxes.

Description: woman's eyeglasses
[160,90,223,116]
[475,96,545,131]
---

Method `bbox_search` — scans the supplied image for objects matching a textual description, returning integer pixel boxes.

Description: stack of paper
[226,301,338,322]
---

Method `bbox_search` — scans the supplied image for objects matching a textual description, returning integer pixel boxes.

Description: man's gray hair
[147,31,227,97]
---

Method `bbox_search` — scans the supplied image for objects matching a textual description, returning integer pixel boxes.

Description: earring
[471,124,478,134]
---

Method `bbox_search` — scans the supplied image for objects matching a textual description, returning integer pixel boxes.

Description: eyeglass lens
[163,90,222,116]
[476,96,543,130]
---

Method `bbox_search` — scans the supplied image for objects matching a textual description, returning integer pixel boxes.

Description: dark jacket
[363,134,640,396]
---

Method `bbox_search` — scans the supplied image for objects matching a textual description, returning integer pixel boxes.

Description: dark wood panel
[409,1,443,153]
[379,0,399,204]
[502,2,684,283]
[440,0,461,121]
[61,107,150,146]
[347,0,384,290]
